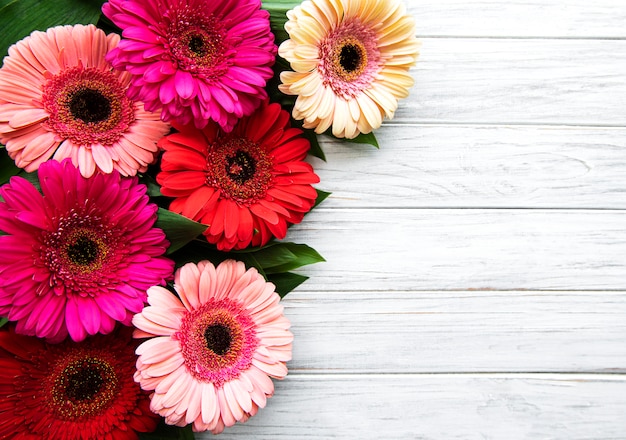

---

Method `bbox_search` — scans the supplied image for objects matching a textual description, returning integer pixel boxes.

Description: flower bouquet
[0,0,419,437]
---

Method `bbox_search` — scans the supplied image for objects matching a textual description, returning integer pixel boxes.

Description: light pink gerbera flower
[0,24,170,177]
[0,159,175,342]
[102,0,277,132]
[133,260,293,434]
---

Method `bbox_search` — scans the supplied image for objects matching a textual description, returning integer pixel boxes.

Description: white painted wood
[286,208,626,291]
[206,374,626,439]
[407,0,626,37]
[211,1,626,438]
[397,38,626,124]
[282,291,626,373]
[311,125,626,209]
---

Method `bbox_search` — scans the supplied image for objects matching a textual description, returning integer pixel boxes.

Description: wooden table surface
[208,1,626,438]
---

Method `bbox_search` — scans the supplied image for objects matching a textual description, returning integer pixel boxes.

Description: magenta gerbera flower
[102,0,277,132]
[0,159,175,343]
[0,24,170,177]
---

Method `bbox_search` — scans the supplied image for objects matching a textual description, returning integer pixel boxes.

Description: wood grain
[208,374,626,440]
[188,2,626,438]
[407,0,626,38]
[283,291,626,373]
[311,125,626,209]
[397,39,626,124]
[286,208,626,291]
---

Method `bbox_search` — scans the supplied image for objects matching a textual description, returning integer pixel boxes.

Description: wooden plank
[396,38,626,124]
[312,125,626,209]
[286,209,626,291]
[209,374,626,439]
[407,1,626,38]
[282,291,626,373]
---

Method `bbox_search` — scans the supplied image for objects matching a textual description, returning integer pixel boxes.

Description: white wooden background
[208,1,626,438]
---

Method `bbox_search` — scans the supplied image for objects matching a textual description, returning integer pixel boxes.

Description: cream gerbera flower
[278,0,420,139]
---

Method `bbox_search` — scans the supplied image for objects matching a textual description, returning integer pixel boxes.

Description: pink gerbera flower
[0,159,174,342]
[0,24,170,177]
[102,0,277,132]
[133,260,293,434]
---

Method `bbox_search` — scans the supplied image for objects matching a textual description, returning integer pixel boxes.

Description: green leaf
[0,148,19,185]
[0,0,104,59]
[261,242,325,274]
[267,272,308,297]
[262,0,300,44]
[138,423,195,440]
[247,244,297,269]
[155,208,207,255]
[303,128,327,161]
[138,173,163,197]
[0,317,8,328]
[342,131,379,148]
[314,189,331,208]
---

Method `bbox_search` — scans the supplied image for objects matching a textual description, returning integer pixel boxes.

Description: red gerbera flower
[0,326,159,440]
[157,101,320,251]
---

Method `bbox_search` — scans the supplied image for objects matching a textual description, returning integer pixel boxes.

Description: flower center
[204,323,232,355]
[167,7,227,76]
[40,208,125,295]
[176,298,259,388]
[318,19,381,99]
[69,88,112,123]
[51,356,118,420]
[206,137,273,205]
[337,41,367,77]
[42,66,135,147]
[66,234,101,266]
[188,35,208,56]
[226,150,256,184]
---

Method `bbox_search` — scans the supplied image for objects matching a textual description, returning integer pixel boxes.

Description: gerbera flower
[0,326,159,440]
[157,101,319,251]
[133,260,293,434]
[278,0,420,139]
[0,24,170,178]
[102,0,277,132]
[0,159,174,342]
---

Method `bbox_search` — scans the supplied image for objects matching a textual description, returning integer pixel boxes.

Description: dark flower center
[67,235,100,266]
[226,150,256,184]
[206,138,273,204]
[188,35,207,56]
[69,88,112,124]
[339,44,362,73]
[51,356,118,420]
[204,324,232,355]
[65,364,105,401]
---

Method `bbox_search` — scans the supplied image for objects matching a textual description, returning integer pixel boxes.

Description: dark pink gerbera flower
[102,0,277,132]
[0,159,174,342]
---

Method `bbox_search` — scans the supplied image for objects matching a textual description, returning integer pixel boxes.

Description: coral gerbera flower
[133,260,293,434]
[0,326,159,440]
[0,159,174,342]
[102,0,277,132]
[0,24,170,178]
[157,101,319,251]
[278,0,420,139]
